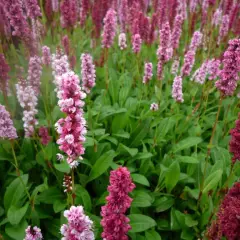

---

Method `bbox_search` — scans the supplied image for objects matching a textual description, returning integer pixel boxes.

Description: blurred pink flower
[0,104,18,140]
[172,76,184,102]
[101,166,135,240]
[102,8,117,48]
[61,206,94,240]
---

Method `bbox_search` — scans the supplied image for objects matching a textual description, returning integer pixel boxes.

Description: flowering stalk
[81,53,96,94]
[60,0,78,28]
[0,104,18,140]
[0,54,10,107]
[38,126,51,145]
[215,38,240,96]
[101,8,117,49]
[60,206,94,239]
[118,33,127,50]
[16,83,38,138]
[41,46,51,66]
[207,182,240,239]
[27,56,43,95]
[132,34,142,54]
[25,0,42,19]
[55,71,87,168]
[172,76,184,103]
[24,226,43,240]
[101,167,135,240]
[143,62,153,84]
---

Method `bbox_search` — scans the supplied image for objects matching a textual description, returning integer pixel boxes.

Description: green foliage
[0,6,239,240]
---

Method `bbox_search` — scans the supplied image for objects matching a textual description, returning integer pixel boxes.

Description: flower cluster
[218,15,230,44]
[38,126,51,145]
[62,35,70,56]
[41,46,51,66]
[157,21,173,62]
[25,0,42,19]
[60,0,78,28]
[212,8,222,26]
[4,0,30,37]
[171,58,180,75]
[171,14,183,50]
[215,38,240,96]
[0,54,10,94]
[101,166,135,240]
[0,104,18,140]
[132,34,142,54]
[207,59,221,80]
[63,174,72,193]
[181,50,195,76]
[189,31,203,51]
[229,113,240,163]
[55,72,87,168]
[16,84,38,137]
[150,103,159,111]
[81,53,96,94]
[191,61,209,84]
[118,33,127,50]
[51,51,70,85]
[143,62,153,84]
[102,8,117,48]
[172,76,184,103]
[27,56,43,95]
[207,182,240,239]
[60,206,94,240]
[24,226,43,240]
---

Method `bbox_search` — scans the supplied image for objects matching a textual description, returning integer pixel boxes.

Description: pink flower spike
[101,166,135,240]
[0,53,10,95]
[42,46,51,66]
[143,62,153,84]
[118,33,127,50]
[150,103,159,111]
[0,104,18,140]
[60,0,78,28]
[60,206,94,239]
[24,226,43,240]
[25,0,42,19]
[39,126,51,145]
[172,76,184,103]
[27,56,43,95]
[101,8,117,49]
[132,34,142,54]
[81,53,96,94]
[16,84,38,138]
[215,38,240,96]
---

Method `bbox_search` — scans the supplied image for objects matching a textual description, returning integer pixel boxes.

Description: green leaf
[145,230,162,240]
[75,184,92,212]
[4,175,28,210]
[87,150,115,182]
[129,214,156,233]
[118,143,138,157]
[177,156,199,164]
[203,170,223,194]
[165,161,180,193]
[154,196,174,212]
[37,187,64,204]
[172,137,202,153]
[132,191,153,207]
[54,161,71,173]
[53,200,67,213]
[5,220,28,240]
[130,118,151,147]
[131,174,150,187]
[7,203,29,225]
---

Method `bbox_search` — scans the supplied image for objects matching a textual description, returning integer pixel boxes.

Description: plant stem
[198,96,223,202]
[11,140,31,201]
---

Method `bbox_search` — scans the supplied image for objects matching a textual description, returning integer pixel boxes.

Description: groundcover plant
[1,0,240,239]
